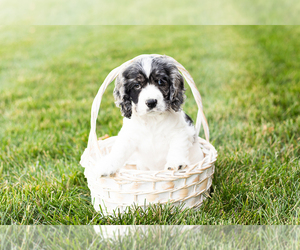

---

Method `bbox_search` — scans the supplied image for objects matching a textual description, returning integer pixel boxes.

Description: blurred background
[1,0,300,24]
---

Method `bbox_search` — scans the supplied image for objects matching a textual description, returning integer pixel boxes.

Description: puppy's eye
[158,79,165,86]
[134,83,141,90]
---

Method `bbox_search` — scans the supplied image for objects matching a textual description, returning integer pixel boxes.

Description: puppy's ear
[169,69,185,112]
[113,75,132,118]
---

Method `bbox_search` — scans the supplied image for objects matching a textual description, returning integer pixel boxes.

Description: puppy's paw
[164,161,189,171]
[94,156,118,178]
[94,166,115,178]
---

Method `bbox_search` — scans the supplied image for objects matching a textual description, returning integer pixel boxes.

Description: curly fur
[114,56,185,118]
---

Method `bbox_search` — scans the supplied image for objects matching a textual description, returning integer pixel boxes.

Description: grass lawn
[0,26,299,225]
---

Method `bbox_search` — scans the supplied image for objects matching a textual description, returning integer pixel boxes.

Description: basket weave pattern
[80,54,218,214]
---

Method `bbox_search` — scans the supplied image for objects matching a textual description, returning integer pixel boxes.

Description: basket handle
[87,54,209,157]
[167,57,209,141]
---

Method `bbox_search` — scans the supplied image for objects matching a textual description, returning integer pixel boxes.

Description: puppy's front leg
[164,134,192,171]
[95,135,136,177]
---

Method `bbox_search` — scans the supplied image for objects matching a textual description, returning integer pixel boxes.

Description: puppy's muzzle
[145,99,157,109]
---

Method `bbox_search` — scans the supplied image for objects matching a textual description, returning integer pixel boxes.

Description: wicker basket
[80,54,217,215]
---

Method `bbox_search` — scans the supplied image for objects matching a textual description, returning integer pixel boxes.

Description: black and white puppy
[96,55,204,176]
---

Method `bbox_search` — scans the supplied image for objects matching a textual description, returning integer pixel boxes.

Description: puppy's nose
[145,99,157,109]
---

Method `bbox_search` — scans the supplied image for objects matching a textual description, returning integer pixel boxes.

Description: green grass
[0,26,299,225]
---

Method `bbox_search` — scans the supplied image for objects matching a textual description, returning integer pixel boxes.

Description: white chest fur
[120,110,202,171]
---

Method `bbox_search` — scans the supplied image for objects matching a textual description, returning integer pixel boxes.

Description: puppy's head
[114,56,185,118]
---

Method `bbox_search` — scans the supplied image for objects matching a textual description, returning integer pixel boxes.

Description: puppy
[96,55,204,176]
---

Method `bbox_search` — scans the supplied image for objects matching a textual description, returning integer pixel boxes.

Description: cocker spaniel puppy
[96,55,204,176]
